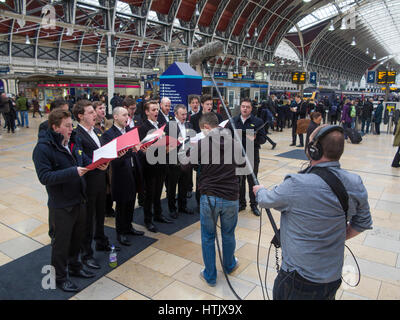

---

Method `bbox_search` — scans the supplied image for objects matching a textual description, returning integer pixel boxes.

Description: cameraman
[253,125,372,300]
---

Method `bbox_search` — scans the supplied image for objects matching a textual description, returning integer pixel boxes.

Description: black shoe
[296,144,304,148]
[289,143,295,146]
[145,223,158,233]
[239,205,246,211]
[95,243,121,252]
[250,206,261,217]
[179,207,193,215]
[128,227,145,236]
[69,268,96,279]
[186,192,192,199]
[271,143,277,150]
[169,210,178,219]
[57,280,79,292]
[154,215,173,223]
[117,234,131,246]
[83,258,101,270]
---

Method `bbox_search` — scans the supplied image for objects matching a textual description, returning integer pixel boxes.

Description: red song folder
[140,124,166,150]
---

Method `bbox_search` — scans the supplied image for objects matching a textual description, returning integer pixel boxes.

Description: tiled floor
[0,116,399,300]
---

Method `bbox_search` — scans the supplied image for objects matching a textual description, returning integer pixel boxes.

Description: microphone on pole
[188,41,281,247]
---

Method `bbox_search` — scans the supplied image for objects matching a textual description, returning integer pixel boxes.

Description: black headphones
[307,125,344,161]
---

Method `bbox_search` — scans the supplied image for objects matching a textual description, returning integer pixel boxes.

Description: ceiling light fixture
[340,18,346,30]
[25,35,30,45]
[365,48,369,54]
[351,36,356,46]
[254,28,258,37]
[373,53,376,60]
[195,4,200,17]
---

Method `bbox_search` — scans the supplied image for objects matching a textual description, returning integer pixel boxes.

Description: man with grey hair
[165,104,193,219]
[157,97,173,126]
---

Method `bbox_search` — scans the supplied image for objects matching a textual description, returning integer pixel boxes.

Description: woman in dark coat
[305,112,322,148]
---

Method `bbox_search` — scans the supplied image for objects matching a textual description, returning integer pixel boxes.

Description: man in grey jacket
[253,125,372,300]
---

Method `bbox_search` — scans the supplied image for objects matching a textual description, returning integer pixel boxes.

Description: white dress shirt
[79,124,101,148]
[148,119,159,129]
[175,118,187,139]
[114,124,126,135]
[161,112,170,123]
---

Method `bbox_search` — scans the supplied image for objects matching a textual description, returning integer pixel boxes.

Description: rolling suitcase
[345,127,362,144]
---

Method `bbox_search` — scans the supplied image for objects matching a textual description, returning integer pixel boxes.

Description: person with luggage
[374,100,383,135]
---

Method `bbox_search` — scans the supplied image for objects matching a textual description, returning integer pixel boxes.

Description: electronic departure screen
[377,71,397,84]
[387,71,397,84]
[377,71,387,84]
[292,72,306,84]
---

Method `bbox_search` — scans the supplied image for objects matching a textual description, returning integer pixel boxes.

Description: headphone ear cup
[308,141,323,161]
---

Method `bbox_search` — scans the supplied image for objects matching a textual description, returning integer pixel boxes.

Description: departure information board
[377,71,397,84]
[292,72,306,84]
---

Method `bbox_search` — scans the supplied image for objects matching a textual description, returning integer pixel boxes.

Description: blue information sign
[159,62,202,109]
[367,71,375,84]
[309,72,317,84]
[241,74,255,81]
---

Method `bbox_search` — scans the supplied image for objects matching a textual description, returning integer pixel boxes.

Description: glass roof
[289,0,357,32]
[357,0,400,64]
[274,40,300,62]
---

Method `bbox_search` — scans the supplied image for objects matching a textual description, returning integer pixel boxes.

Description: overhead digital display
[387,71,397,84]
[377,71,387,84]
[291,72,306,84]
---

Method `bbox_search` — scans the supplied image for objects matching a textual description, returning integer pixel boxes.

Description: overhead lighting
[373,53,376,60]
[303,0,312,2]
[147,54,152,60]
[365,48,369,54]
[25,35,30,45]
[96,47,101,54]
[254,28,258,37]
[195,4,200,17]
[246,29,250,38]
[351,36,356,46]
[329,20,334,31]
[340,18,346,30]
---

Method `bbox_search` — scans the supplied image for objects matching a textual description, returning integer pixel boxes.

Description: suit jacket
[74,125,106,195]
[138,119,165,171]
[95,118,113,133]
[101,125,136,202]
[157,112,174,127]
[190,110,223,133]
[127,114,143,129]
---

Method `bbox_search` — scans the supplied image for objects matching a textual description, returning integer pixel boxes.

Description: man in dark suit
[157,97,174,126]
[228,98,266,216]
[138,100,173,233]
[101,107,144,246]
[190,94,223,133]
[72,100,113,269]
[289,95,307,147]
[165,104,193,219]
[188,94,201,122]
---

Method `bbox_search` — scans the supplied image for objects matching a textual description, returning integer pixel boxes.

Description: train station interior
[0,0,399,301]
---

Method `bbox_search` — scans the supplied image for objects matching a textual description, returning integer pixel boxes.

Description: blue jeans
[19,111,29,127]
[273,269,341,300]
[200,195,238,285]
[361,119,370,133]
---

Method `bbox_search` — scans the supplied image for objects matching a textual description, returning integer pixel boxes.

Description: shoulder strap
[309,167,349,222]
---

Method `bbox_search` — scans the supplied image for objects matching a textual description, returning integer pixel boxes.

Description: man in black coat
[190,94,222,133]
[123,97,143,129]
[164,104,193,219]
[138,100,173,233]
[73,100,113,269]
[227,98,266,216]
[101,107,144,246]
[32,109,95,292]
[361,98,374,134]
[289,95,307,147]
[157,97,174,126]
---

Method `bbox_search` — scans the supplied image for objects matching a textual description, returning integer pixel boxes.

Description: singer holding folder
[72,100,112,268]
[101,107,144,246]
[138,100,173,233]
